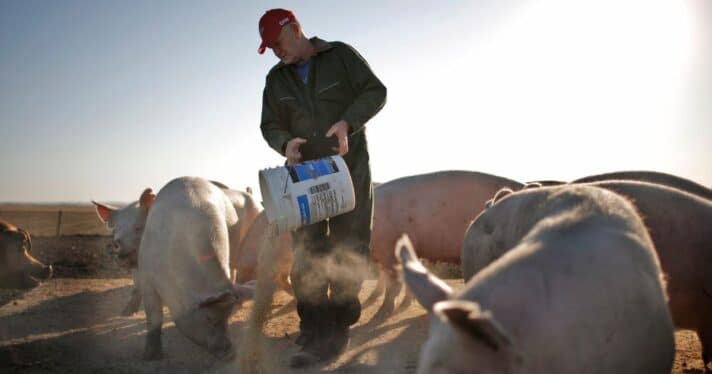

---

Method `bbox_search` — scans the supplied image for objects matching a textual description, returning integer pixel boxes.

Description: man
[258,8,386,368]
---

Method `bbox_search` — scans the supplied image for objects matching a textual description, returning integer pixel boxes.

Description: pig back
[138,177,237,316]
[458,187,673,373]
[371,171,523,268]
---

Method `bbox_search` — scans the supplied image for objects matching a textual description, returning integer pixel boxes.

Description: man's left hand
[326,120,350,156]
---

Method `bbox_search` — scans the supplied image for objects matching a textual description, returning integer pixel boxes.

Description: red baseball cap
[258,8,296,54]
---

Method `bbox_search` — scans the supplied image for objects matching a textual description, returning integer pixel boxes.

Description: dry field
[0,204,110,237]
[0,236,707,373]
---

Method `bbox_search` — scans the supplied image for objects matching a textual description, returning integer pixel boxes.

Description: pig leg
[397,287,414,311]
[363,270,386,307]
[121,286,142,316]
[375,270,401,317]
[276,272,293,295]
[141,284,164,360]
[121,271,142,316]
[373,270,386,296]
[699,324,711,370]
[20,273,41,289]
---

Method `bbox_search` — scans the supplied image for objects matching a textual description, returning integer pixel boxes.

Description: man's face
[269,23,300,64]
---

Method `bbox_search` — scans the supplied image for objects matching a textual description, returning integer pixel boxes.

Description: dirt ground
[0,236,708,373]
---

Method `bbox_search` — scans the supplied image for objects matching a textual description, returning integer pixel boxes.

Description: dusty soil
[0,236,708,373]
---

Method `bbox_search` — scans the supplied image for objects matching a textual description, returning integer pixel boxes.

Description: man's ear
[291,21,302,36]
[434,300,512,351]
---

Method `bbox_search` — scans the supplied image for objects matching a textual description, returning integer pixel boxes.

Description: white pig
[137,176,254,360]
[402,185,674,373]
[93,182,260,316]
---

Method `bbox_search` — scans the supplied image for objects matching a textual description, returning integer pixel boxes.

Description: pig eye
[134,225,144,232]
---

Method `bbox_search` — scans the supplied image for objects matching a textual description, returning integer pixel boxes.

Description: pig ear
[209,180,229,190]
[17,228,32,253]
[246,186,253,195]
[199,290,237,308]
[523,182,542,190]
[139,188,155,210]
[434,300,512,351]
[492,188,514,204]
[92,201,115,223]
[395,234,452,311]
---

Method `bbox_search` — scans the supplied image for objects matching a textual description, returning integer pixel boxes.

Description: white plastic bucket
[259,155,356,233]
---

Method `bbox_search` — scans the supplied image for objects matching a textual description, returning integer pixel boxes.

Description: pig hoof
[21,275,41,289]
[214,347,236,362]
[374,303,394,319]
[289,351,320,368]
[121,305,138,316]
[142,346,163,361]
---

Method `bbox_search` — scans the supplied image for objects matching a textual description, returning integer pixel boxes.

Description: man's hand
[285,138,307,165]
[326,120,350,156]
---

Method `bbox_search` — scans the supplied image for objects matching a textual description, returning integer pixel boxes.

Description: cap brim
[258,42,267,54]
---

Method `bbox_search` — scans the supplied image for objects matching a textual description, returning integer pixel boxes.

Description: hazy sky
[1,0,710,203]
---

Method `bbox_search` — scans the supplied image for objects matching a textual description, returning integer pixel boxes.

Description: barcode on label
[308,189,340,222]
[308,182,331,195]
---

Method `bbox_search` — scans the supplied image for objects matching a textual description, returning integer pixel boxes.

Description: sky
[1,0,710,204]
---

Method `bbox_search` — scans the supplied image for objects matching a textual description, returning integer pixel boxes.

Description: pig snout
[43,264,53,279]
[35,264,53,280]
[106,240,119,254]
[26,252,52,280]
[109,240,137,266]
[211,336,235,361]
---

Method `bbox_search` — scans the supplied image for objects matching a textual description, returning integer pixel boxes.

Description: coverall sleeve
[260,80,293,156]
[338,44,387,134]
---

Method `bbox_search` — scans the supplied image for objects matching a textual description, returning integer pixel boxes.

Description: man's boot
[289,320,334,368]
[322,323,350,359]
[294,329,313,346]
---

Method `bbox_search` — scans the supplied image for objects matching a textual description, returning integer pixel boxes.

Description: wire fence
[0,206,110,237]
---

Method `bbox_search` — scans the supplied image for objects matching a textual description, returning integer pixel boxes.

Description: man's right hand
[285,138,307,165]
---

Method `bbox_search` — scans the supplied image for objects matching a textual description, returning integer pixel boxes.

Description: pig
[523,180,566,187]
[233,211,293,293]
[582,181,712,367]
[219,186,262,273]
[93,188,156,315]
[571,170,712,200]
[405,184,675,373]
[0,219,53,289]
[470,180,712,367]
[371,170,523,315]
[138,176,254,360]
[93,182,260,315]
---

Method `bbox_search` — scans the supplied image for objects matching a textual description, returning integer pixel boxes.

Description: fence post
[56,210,63,237]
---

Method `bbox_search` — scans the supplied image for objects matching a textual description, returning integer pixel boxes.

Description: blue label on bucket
[297,194,311,225]
[287,157,340,183]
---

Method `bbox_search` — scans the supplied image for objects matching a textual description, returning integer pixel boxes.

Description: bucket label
[308,182,330,194]
[310,188,340,220]
[288,157,340,183]
[297,194,311,225]
[296,186,341,226]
